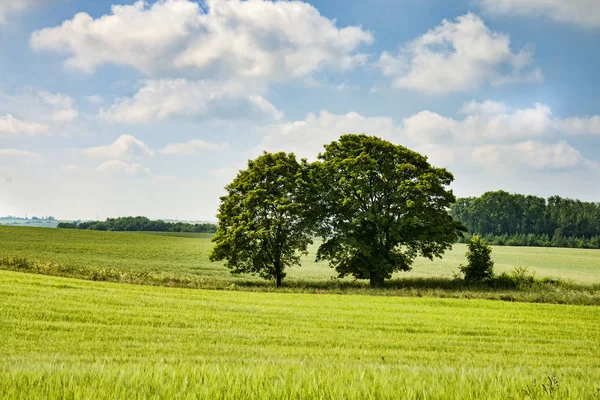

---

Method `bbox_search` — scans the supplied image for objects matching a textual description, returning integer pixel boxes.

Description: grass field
[1,225,598,284]
[1,270,599,399]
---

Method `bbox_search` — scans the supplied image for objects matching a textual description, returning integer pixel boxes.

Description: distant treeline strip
[58,216,217,233]
[450,191,600,249]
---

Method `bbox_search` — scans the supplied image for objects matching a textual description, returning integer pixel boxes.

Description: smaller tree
[209,152,314,287]
[460,235,494,281]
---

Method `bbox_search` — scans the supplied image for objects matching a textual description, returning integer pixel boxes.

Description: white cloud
[0,87,78,128]
[96,160,150,175]
[0,148,41,157]
[257,104,599,175]
[101,79,283,123]
[472,141,585,169]
[0,114,49,136]
[30,0,373,81]
[377,13,541,93]
[403,102,553,143]
[478,0,600,28]
[36,90,78,121]
[81,134,154,159]
[160,139,228,155]
[556,116,600,135]
[403,100,600,143]
[259,110,402,159]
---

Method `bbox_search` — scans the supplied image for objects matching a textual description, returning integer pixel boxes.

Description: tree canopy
[314,134,465,286]
[450,191,600,248]
[209,152,314,287]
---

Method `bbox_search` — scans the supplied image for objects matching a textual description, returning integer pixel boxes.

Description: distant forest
[58,216,217,233]
[450,191,600,249]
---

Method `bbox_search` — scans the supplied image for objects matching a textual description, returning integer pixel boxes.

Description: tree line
[450,191,600,249]
[58,216,217,233]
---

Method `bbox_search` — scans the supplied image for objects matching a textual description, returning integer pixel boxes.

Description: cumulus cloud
[403,103,553,143]
[81,134,154,159]
[556,116,600,135]
[472,141,585,169]
[259,110,402,159]
[477,0,600,28]
[101,79,283,123]
[160,139,228,155]
[377,13,541,93]
[0,114,49,136]
[403,100,600,143]
[96,160,150,175]
[257,103,599,175]
[30,0,373,81]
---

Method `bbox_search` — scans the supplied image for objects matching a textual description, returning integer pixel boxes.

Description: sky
[0,0,599,221]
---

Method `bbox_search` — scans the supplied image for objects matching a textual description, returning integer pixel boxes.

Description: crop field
[1,271,599,399]
[1,225,598,284]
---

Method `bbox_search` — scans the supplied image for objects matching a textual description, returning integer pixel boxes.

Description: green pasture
[1,271,599,399]
[0,225,598,284]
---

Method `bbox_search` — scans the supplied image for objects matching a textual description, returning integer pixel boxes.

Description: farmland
[0,225,599,284]
[1,271,599,399]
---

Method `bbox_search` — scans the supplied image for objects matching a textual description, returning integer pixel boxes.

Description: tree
[210,152,314,287]
[459,235,494,281]
[314,134,465,287]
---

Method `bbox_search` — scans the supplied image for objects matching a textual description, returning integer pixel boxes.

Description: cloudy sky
[1,0,599,220]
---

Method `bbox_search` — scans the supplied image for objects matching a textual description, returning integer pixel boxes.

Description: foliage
[1,272,600,399]
[210,152,315,287]
[457,231,600,249]
[451,191,600,248]
[459,235,494,281]
[314,134,465,286]
[58,216,217,233]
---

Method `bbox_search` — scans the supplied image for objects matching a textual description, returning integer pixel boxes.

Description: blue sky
[0,0,599,220]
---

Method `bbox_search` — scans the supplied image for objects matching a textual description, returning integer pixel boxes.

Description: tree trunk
[369,274,385,288]
[275,260,282,287]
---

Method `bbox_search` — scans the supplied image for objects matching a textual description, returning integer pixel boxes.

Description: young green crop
[1,225,598,284]
[1,271,599,399]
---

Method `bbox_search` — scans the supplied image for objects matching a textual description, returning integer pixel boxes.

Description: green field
[1,271,599,399]
[1,225,598,284]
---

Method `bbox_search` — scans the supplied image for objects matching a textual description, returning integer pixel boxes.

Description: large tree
[314,134,465,287]
[210,152,314,287]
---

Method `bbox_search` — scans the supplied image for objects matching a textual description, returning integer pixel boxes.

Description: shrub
[459,235,494,281]
[511,266,535,288]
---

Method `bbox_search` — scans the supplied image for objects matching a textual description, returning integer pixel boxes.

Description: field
[0,225,598,284]
[1,271,599,399]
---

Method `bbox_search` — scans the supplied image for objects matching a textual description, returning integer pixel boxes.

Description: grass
[1,270,599,399]
[1,226,599,306]
[1,226,599,284]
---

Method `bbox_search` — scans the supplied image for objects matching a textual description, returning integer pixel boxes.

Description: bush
[511,266,535,288]
[459,235,494,281]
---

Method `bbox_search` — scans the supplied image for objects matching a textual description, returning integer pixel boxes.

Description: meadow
[1,225,599,284]
[1,270,599,399]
